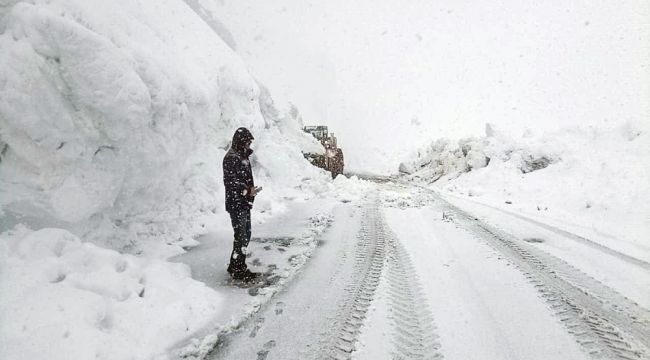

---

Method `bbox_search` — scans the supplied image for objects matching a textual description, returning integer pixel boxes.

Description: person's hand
[250,186,263,197]
[243,186,262,197]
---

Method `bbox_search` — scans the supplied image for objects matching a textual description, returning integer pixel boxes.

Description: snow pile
[402,122,650,244]
[0,226,223,360]
[399,124,559,182]
[329,175,374,203]
[0,0,325,255]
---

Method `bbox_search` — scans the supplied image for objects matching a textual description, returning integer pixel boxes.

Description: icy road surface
[185,180,650,360]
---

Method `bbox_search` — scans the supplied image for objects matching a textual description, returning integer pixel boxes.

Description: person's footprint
[256,340,277,360]
[252,258,262,266]
[275,301,285,315]
[249,317,265,338]
[263,245,272,251]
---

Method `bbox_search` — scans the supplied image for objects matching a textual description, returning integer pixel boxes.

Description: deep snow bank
[401,122,650,244]
[0,0,325,255]
[0,0,333,359]
[0,226,223,360]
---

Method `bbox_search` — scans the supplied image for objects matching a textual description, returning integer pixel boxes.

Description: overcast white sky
[211,0,650,174]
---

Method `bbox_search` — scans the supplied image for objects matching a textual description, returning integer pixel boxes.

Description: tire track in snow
[387,180,650,359]
[384,220,443,360]
[446,194,650,271]
[321,205,387,358]
[437,197,650,360]
[322,204,443,359]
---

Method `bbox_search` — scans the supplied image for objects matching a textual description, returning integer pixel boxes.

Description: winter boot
[231,269,261,282]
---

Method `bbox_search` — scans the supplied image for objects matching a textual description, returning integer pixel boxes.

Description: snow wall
[0,0,326,255]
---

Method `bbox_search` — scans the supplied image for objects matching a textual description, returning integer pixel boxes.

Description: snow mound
[0,0,325,254]
[0,226,223,360]
[400,123,559,181]
[403,122,650,244]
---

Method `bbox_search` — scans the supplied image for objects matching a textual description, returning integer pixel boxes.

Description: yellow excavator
[303,126,344,178]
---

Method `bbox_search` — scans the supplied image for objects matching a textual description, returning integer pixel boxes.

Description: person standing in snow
[223,127,263,281]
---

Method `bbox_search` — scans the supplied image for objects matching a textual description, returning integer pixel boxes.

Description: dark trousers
[227,209,251,274]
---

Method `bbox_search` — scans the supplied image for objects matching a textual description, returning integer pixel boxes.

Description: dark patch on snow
[182,0,237,50]
[256,340,276,360]
[249,317,265,338]
[51,273,67,283]
[252,236,294,247]
[248,287,260,296]
[275,302,285,315]
[0,142,8,162]
[287,254,298,264]
[461,144,470,157]
[115,260,127,273]
[523,237,545,243]
[98,312,113,332]
[521,156,553,173]
[93,145,115,157]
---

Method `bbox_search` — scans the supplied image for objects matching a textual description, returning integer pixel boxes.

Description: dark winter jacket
[223,128,256,213]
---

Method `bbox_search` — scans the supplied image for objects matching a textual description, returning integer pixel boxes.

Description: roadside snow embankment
[0,0,330,359]
[401,122,650,245]
[0,0,324,255]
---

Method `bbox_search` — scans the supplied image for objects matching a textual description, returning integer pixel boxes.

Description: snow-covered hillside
[401,122,650,246]
[0,1,331,358]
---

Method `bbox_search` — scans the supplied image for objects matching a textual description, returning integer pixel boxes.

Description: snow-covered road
[180,180,650,360]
